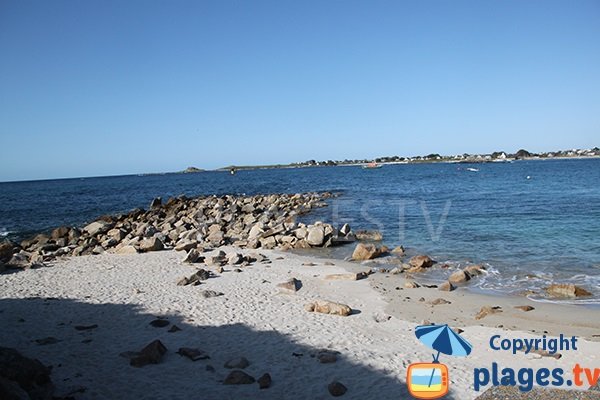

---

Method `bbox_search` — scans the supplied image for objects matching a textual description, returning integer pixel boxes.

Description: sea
[1,158,599,302]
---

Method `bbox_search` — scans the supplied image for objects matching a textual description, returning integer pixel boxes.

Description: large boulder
[409,255,434,269]
[0,346,55,400]
[546,284,592,298]
[448,270,470,284]
[138,237,164,252]
[83,220,113,236]
[0,242,13,263]
[351,243,383,260]
[306,226,325,246]
[50,226,70,240]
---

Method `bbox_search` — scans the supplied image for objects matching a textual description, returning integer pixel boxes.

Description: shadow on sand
[0,297,460,400]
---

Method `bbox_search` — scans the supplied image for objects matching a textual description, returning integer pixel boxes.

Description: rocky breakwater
[0,192,362,271]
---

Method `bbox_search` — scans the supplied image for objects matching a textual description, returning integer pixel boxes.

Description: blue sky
[1,0,599,181]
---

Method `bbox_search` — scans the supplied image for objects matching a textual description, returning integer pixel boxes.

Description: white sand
[1,248,599,399]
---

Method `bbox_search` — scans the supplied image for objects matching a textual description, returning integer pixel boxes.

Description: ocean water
[1,159,599,300]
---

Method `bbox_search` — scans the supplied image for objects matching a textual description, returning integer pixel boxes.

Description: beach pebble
[176,347,209,361]
[277,278,301,292]
[429,298,451,306]
[404,281,420,289]
[328,381,347,396]
[200,290,223,298]
[514,305,535,312]
[317,350,339,363]
[257,373,272,389]
[475,306,502,320]
[372,313,391,323]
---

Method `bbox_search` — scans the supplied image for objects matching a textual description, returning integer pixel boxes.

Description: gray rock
[277,278,301,292]
[449,270,470,284]
[224,357,250,369]
[0,346,55,400]
[200,290,223,298]
[139,237,164,252]
[257,373,272,389]
[183,249,201,263]
[176,347,209,361]
[83,220,113,236]
[306,226,325,246]
[224,370,255,385]
[339,223,351,236]
[129,340,167,367]
[438,281,456,292]
[328,381,347,397]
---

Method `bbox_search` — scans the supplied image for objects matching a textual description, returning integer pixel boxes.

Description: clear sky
[1,0,599,181]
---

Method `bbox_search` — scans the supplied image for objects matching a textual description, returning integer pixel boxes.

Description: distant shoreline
[209,153,600,173]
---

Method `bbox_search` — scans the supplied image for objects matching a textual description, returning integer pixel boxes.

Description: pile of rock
[1,192,363,270]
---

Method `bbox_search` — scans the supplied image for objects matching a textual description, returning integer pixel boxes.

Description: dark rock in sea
[354,230,383,241]
[408,255,435,270]
[168,325,182,333]
[351,243,385,261]
[0,346,55,400]
[223,370,255,385]
[546,283,592,298]
[448,270,470,284]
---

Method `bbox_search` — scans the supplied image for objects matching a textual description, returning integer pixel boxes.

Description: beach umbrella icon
[415,324,472,360]
[414,324,473,387]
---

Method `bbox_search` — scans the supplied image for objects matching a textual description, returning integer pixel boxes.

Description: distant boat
[230,168,237,175]
[466,167,479,172]
[362,162,383,169]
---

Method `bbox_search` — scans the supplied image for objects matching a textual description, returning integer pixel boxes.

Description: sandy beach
[1,246,599,399]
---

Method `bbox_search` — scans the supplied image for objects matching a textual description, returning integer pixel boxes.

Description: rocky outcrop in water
[3,192,361,270]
